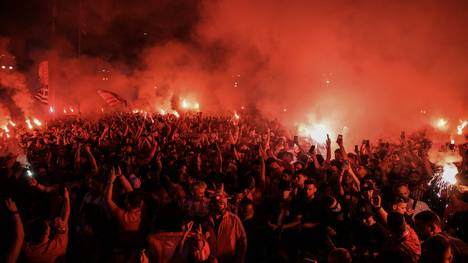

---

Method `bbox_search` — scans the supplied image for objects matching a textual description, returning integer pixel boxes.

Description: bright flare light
[25,119,33,130]
[457,120,467,135]
[434,118,448,130]
[181,100,189,109]
[33,118,42,126]
[1,126,9,133]
[299,123,330,144]
[160,109,167,115]
[173,111,180,118]
[49,106,54,113]
[180,98,200,111]
[441,163,458,185]
[234,112,240,120]
[9,120,16,127]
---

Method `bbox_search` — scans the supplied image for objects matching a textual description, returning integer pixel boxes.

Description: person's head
[361,180,375,200]
[212,192,228,215]
[191,181,207,199]
[420,235,453,263]
[295,170,308,186]
[239,199,255,220]
[279,180,292,200]
[26,219,50,244]
[394,182,411,201]
[328,248,352,263]
[268,159,284,175]
[391,196,408,215]
[304,179,317,199]
[414,211,442,241]
[334,149,343,161]
[124,191,143,210]
[357,165,368,179]
[387,212,407,238]
[281,169,294,181]
[293,161,305,172]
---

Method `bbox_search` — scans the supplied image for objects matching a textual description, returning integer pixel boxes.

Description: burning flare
[433,118,448,131]
[25,119,33,130]
[457,120,467,135]
[298,123,331,144]
[33,118,42,126]
[441,163,458,185]
[180,98,200,111]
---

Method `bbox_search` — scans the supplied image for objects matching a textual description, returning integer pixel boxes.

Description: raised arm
[105,168,121,215]
[61,187,71,225]
[326,134,331,163]
[74,144,82,170]
[84,144,99,175]
[5,198,24,263]
[337,134,348,160]
[117,166,134,193]
[29,178,59,193]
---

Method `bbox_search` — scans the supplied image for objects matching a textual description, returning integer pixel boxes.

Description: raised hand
[5,198,19,213]
[109,167,117,183]
[28,178,38,187]
[63,187,69,200]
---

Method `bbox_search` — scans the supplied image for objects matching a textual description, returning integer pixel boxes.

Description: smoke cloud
[2,1,468,143]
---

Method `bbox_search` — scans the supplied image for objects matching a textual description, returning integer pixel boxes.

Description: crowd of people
[0,111,467,263]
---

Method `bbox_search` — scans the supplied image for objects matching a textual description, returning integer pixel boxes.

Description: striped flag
[35,61,49,104]
[97,89,127,107]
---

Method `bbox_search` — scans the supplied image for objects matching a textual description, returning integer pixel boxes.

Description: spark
[26,170,33,177]
[457,120,467,135]
[441,163,458,185]
[8,120,16,127]
[429,162,459,196]
[6,133,10,138]
[173,111,180,118]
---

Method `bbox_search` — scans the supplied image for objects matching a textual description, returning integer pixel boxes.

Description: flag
[35,61,49,104]
[97,89,127,107]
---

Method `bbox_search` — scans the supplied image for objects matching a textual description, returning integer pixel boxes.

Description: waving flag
[35,61,49,104]
[97,89,127,107]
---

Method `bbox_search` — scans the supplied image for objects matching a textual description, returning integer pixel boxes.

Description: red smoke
[3,1,468,143]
